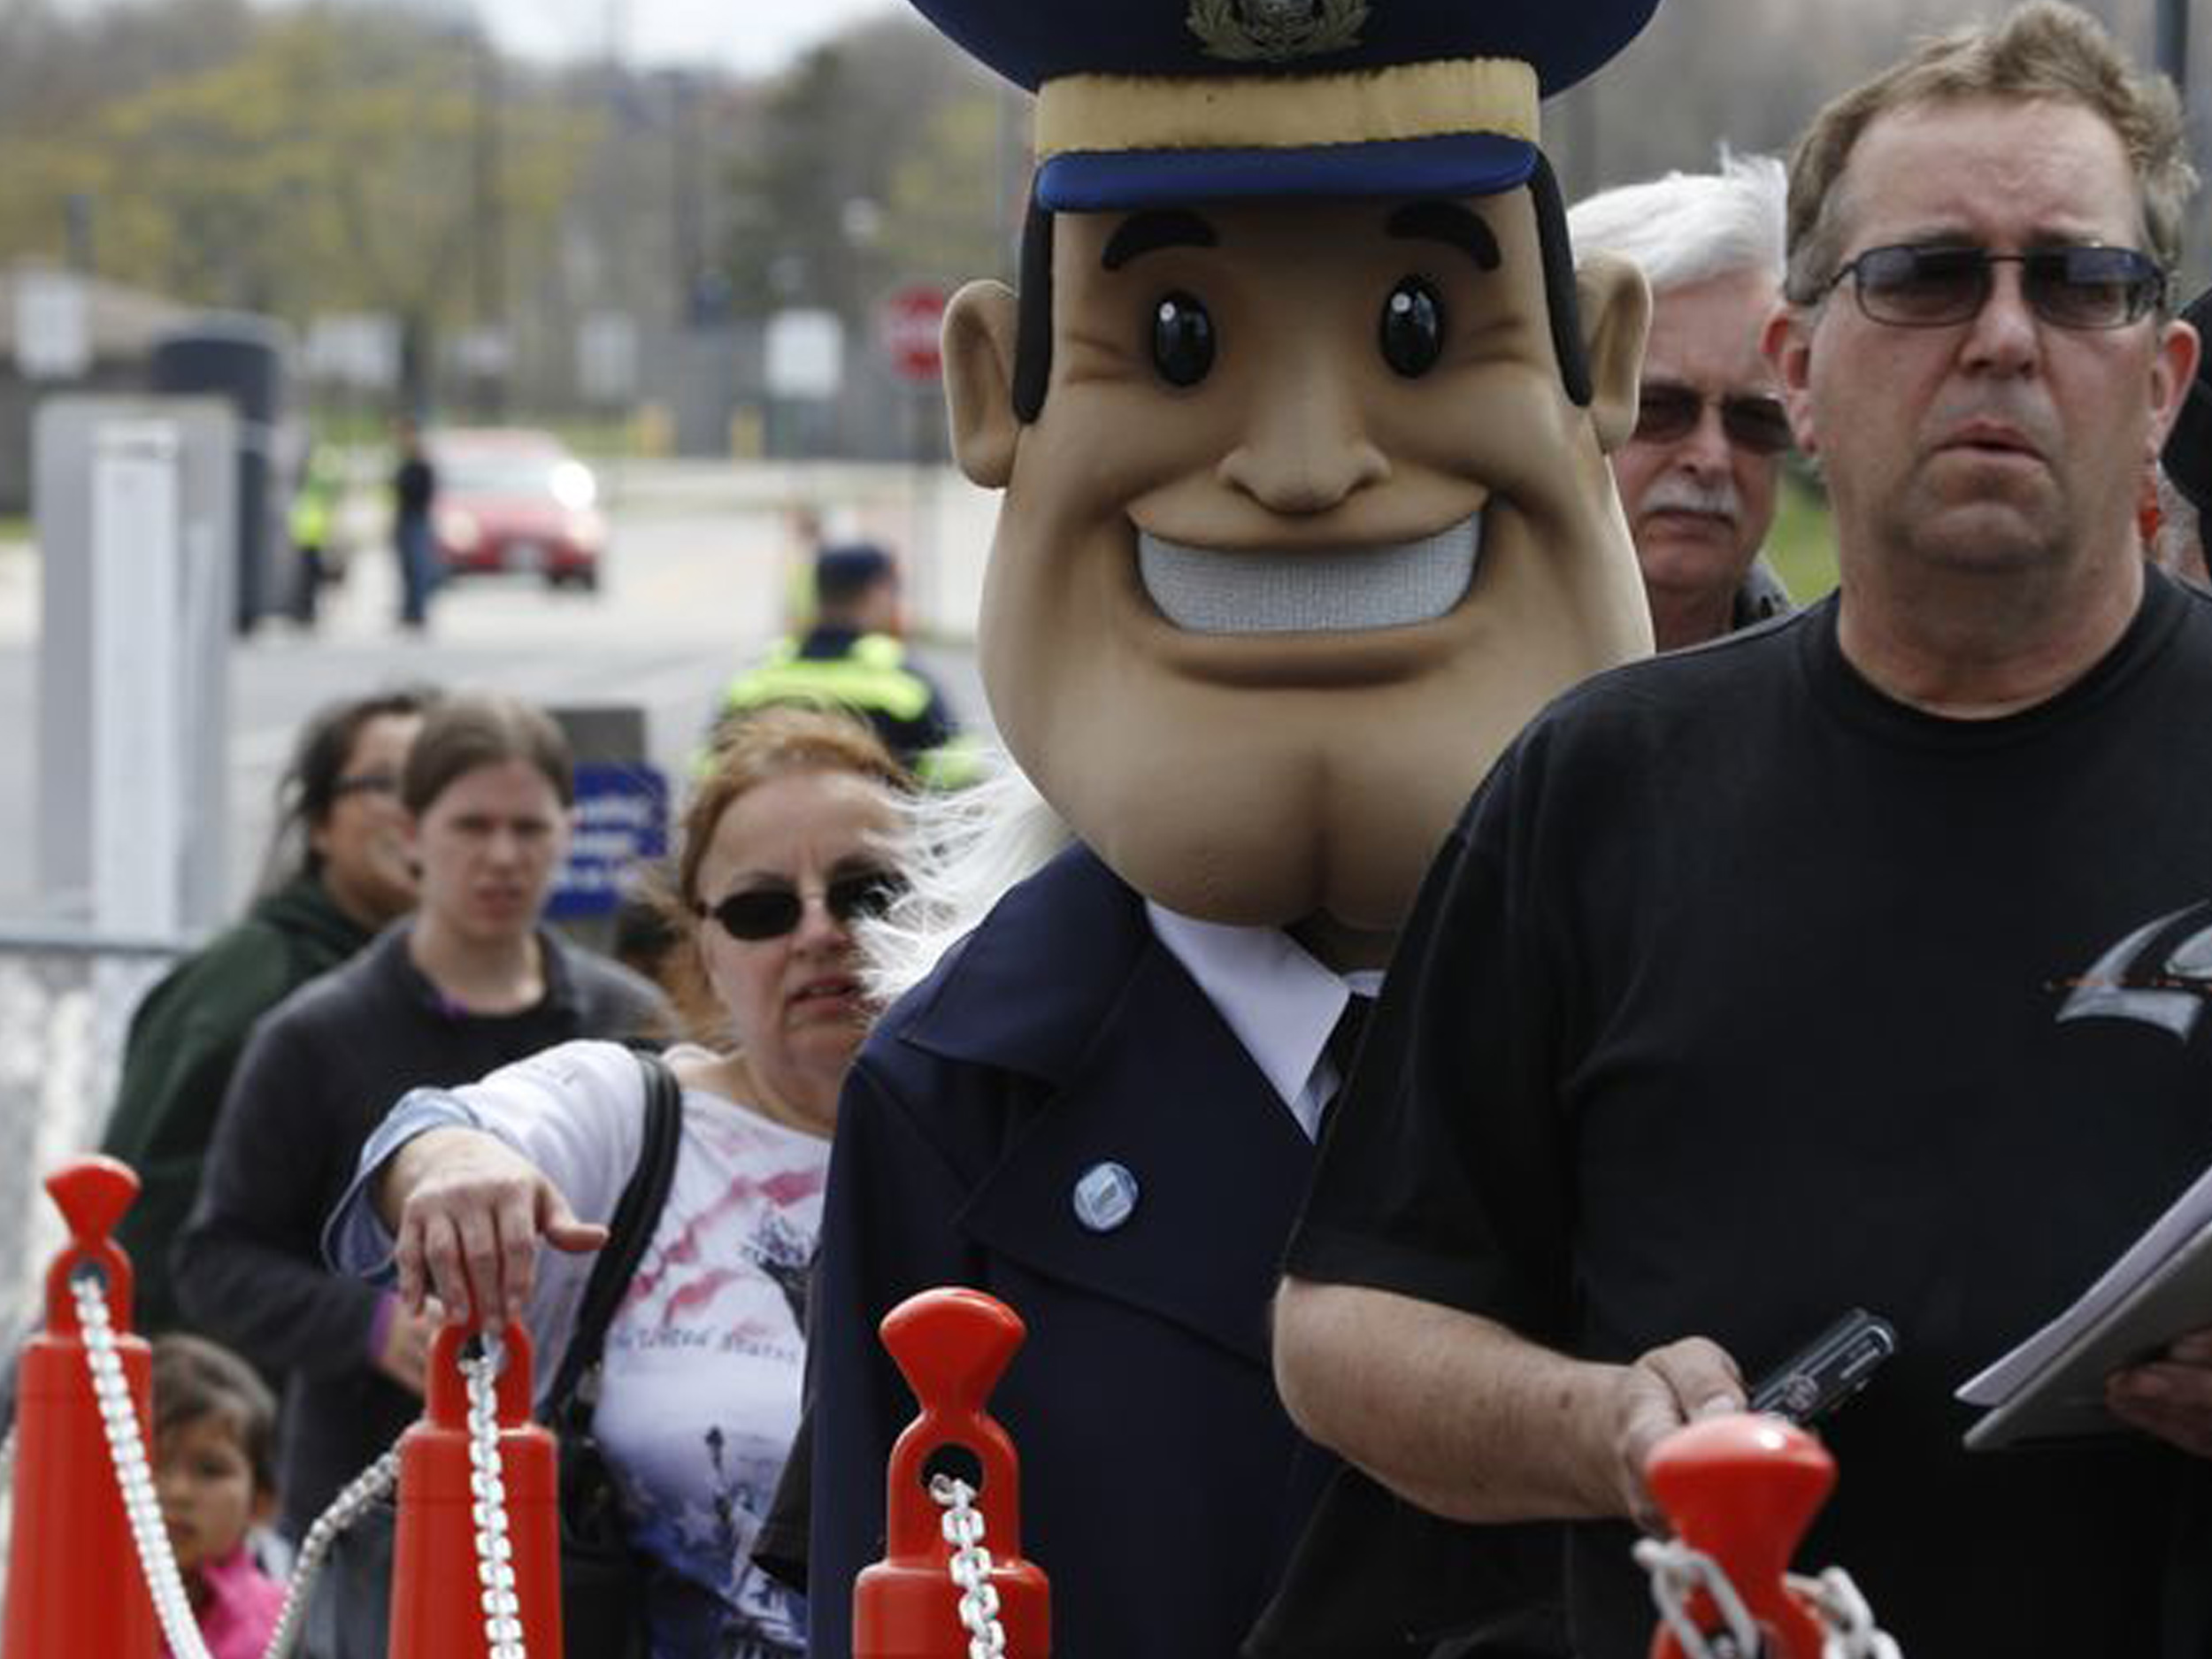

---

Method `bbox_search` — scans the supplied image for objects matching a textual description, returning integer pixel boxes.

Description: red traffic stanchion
[1644,1413,1835,1659]
[389,1321,564,1659]
[2,1156,159,1659]
[856,1287,1050,1657]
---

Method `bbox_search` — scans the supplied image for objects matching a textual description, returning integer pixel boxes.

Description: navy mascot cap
[907,0,1662,211]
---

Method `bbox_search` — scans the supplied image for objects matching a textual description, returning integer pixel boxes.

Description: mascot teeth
[1137,514,1482,634]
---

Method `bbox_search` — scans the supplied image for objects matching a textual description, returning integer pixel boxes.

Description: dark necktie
[1317,992,1376,1142]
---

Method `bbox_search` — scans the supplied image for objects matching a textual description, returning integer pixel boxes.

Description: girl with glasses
[326,705,910,1659]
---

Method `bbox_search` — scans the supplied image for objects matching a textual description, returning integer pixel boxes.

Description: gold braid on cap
[1034,58,1539,159]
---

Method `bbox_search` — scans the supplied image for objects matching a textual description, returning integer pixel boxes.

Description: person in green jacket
[101,687,437,1336]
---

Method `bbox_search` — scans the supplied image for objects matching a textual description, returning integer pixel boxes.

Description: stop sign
[880,283,949,382]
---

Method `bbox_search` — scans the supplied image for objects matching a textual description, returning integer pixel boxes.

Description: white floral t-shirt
[342,1039,826,1659]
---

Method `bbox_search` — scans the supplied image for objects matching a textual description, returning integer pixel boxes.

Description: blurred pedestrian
[1569,154,1797,649]
[103,687,435,1337]
[2151,283,2212,588]
[712,541,978,787]
[287,441,342,628]
[390,418,438,631]
[326,706,911,1657]
[175,691,670,1539]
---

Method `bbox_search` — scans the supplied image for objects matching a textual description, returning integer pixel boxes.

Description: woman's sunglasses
[1633,383,1795,456]
[697,866,906,942]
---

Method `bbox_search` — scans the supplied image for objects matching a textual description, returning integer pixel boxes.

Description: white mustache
[1640,476,1741,523]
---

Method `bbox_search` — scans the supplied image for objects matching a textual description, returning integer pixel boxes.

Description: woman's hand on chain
[383,1126,608,1326]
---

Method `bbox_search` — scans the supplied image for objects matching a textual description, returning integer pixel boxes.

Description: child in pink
[151,1334,288,1659]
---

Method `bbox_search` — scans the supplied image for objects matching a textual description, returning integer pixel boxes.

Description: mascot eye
[1149,291,1216,388]
[1379,277,1446,378]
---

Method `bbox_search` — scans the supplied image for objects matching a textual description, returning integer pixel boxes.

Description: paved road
[0,459,995,929]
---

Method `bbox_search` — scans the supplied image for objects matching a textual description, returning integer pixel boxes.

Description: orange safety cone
[388,1321,564,1659]
[856,1287,1050,1658]
[1645,1413,1836,1659]
[2,1156,159,1659]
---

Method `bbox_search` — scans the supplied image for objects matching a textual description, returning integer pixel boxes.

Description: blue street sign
[549,761,669,920]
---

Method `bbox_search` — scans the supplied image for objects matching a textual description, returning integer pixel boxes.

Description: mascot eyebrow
[1102,209,1221,270]
[1386,200,1502,270]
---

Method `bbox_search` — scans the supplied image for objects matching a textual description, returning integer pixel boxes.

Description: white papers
[1959,1161,2212,1448]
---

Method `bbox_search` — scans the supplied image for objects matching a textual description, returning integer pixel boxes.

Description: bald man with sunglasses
[1569,154,1799,650]
[1276,8,2212,1655]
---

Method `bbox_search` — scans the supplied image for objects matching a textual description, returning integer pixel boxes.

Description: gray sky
[475,0,902,77]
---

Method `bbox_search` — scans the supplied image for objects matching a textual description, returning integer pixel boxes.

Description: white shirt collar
[1144,901,1383,1140]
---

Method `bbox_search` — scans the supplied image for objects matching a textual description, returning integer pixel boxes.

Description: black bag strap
[542,1050,682,1426]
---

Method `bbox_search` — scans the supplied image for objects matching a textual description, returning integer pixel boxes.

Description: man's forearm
[1272,1277,1632,1522]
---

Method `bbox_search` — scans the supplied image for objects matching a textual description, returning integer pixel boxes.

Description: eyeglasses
[331,772,401,799]
[697,866,906,941]
[1633,383,1794,456]
[1826,242,2166,330]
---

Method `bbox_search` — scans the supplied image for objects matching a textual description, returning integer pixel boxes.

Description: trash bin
[151,316,292,633]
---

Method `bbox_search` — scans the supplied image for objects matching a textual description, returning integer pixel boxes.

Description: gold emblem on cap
[1187,0,1369,64]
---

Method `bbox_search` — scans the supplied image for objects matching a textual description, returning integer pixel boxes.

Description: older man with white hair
[1571,154,1795,649]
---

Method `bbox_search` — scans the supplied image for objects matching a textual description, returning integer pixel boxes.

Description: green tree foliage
[725,15,1015,329]
[0,2,594,403]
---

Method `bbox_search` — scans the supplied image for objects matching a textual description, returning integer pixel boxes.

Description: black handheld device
[1747,1308,1899,1426]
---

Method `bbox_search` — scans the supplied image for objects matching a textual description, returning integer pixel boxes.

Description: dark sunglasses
[698,866,906,941]
[1633,383,1794,456]
[330,772,401,799]
[1827,242,2166,331]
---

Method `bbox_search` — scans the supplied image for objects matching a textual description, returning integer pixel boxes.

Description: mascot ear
[944,280,1022,488]
[1574,251,1650,455]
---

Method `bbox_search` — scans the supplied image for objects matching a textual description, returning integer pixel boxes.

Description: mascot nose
[1217,357,1390,512]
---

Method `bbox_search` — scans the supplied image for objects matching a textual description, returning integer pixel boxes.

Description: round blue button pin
[1072,1161,1140,1233]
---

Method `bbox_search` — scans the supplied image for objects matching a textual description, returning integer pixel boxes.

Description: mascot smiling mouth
[1135,512,1484,634]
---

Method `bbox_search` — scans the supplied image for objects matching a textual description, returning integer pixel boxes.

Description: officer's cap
[909,0,1661,211]
[2164,286,2212,516]
[815,541,897,606]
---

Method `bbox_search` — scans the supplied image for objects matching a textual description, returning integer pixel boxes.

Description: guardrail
[0,926,183,1336]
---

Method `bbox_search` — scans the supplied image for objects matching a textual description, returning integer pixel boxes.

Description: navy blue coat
[806,843,1337,1658]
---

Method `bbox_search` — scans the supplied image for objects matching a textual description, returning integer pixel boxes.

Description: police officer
[713,541,978,785]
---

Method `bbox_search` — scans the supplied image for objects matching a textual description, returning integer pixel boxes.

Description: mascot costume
[800,3,1663,1653]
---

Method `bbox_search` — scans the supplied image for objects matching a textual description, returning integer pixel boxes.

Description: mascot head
[925,0,1661,948]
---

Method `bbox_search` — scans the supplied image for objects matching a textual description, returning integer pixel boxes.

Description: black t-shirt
[1288,571,2212,1658]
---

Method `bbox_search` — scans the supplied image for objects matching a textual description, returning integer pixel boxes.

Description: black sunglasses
[698,866,906,941]
[1633,383,1794,456]
[1827,242,2166,331]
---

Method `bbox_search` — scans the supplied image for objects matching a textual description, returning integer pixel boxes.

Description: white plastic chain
[465,1331,529,1659]
[74,1267,221,1659]
[262,1447,401,1659]
[930,1473,1009,1659]
[1633,1537,1904,1659]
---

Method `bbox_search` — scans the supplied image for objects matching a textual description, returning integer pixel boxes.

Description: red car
[429,429,607,590]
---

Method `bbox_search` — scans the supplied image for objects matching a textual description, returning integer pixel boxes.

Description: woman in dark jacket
[102,687,435,1334]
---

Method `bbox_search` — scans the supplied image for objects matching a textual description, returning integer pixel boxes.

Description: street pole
[472,28,507,418]
[2158,0,2190,96]
[671,71,701,327]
